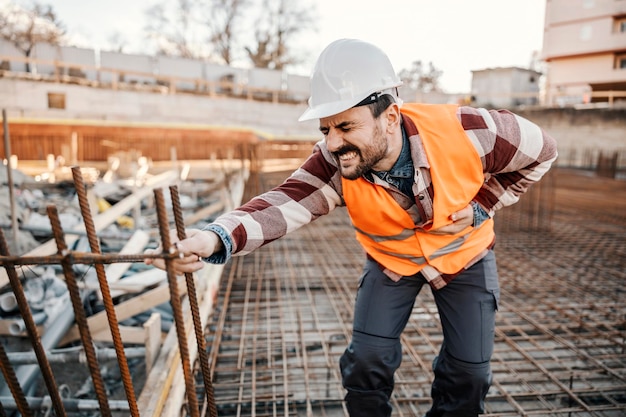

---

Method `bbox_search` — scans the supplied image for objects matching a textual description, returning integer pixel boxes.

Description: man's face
[319,106,389,180]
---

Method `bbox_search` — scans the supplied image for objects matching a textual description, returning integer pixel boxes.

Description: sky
[11,0,547,93]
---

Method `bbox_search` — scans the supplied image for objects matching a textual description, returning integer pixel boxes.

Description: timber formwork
[206,168,626,417]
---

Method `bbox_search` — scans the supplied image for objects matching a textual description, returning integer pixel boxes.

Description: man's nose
[325,129,343,153]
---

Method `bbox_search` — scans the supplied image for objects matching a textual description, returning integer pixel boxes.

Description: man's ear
[385,103,401,132]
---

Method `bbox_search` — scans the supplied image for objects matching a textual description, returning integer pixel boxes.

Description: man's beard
[335,126,387,180]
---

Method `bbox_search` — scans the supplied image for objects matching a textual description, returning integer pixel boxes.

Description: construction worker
[146,38,558,416]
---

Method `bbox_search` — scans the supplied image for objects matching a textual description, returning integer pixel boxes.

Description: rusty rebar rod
[0,340,33,417]
[0,251,179,266]
[0,229,66,417]
[154,187,200,417]
[170,185,218,417]
[70,166,140,417]
[47,204,112,417]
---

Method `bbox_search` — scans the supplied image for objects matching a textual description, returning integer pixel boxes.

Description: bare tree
[144,0,205,58]
[0,1,65,67]
[106,32,128,53]
[399,60,443,93]
[206,0,248,65]
[245,0,315,70]
[142,0,316,68]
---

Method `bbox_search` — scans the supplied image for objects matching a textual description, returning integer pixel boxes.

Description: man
[147,38,558,416]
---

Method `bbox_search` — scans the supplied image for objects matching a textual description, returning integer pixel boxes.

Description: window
[47,92,66,109]
[614,16,626,33]
[583,0,595,8]
[615,53,626,69]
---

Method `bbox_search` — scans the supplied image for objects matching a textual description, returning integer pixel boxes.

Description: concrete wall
[1,78,625,156]
[517,107,626,169]
[0,78,319,139]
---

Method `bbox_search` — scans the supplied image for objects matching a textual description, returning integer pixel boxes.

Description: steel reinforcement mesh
[204,168,626,417]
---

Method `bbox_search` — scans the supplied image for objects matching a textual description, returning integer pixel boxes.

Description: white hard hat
[298,39,403,122]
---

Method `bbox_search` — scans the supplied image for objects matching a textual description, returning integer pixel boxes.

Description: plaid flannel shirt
[204,106,558,286]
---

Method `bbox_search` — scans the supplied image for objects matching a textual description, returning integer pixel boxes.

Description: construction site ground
[204,167,626,417]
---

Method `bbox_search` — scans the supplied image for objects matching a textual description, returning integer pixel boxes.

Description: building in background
[470,67,542,108]
[542,0,626,107]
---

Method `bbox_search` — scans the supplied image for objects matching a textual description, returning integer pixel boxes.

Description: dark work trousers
[340,250,500,417]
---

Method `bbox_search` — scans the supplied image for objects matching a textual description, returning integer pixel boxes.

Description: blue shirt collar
[373,126,413,180]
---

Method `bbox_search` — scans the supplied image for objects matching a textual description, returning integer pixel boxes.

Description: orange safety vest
[342,103,495,276]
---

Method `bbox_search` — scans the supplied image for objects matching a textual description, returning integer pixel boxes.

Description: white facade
[542,0,626,105]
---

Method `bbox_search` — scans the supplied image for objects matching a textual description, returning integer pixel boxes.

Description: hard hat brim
[298,97,365,122]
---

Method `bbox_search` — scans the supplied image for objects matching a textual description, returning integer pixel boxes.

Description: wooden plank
[0,319,41,336]
[108,268,167,297]
[159,264,223,417]
[137,263,223,416]
[183,199,225,226]
[104,229,150,284]
[58,278,185,346]
[90,325,151,345]
[143,313,163,374]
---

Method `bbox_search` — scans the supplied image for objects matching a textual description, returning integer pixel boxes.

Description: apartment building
[542,0,626,106]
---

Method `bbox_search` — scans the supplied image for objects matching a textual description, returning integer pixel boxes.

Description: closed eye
[319,121,354,136]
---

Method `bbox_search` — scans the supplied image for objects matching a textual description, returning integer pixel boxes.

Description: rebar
[154,187,201,417]
[0,251,179,266]
[0,340,33,417]
[47,204,112,416]
[170,185,218,417]
[0,229,66,417]
[203,168,626,417]
[1,165,623,417]
[70,165,140,416]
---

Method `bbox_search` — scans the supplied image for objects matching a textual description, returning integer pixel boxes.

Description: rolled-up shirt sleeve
[461,107,558,216]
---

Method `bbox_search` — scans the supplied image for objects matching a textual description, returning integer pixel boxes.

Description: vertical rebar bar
[169,185,218,417]
[153,187,200,417]
[2,109,19,255]
[0,229,66,417]
[0,340,33,417]
[46,204,113,417]
[70,166,140,416]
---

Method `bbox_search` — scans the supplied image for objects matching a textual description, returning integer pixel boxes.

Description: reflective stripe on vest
[342,103,495,276]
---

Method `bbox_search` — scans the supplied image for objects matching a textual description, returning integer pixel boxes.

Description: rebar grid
[206,168,626,417]
[0,172,218,416]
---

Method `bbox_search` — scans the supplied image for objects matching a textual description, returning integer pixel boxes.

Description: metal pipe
[1,292,77,399]
[0,291,18,313]
[7,311,47,335]
[0,396,131,412]
[6,347,146,366]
